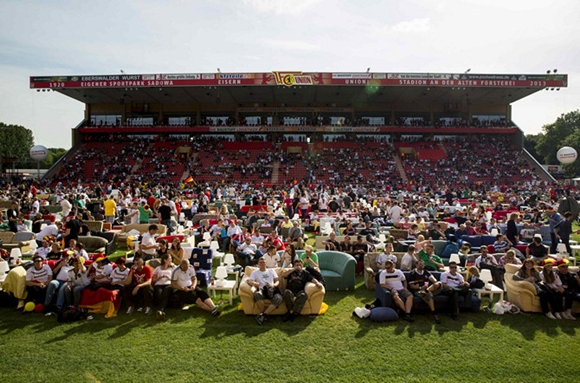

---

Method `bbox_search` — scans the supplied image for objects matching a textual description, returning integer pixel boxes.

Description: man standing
[379,260,415,322]
[407,260,442,323]
[6,201,19,233]
[139,224,159,261]
[546,208,562,254]
[281,259,324,322]
[158,197,173,235]
[247,257,283,325]
[440,261,470,320]
[103,195,117,224]
[63,210,81,248]
[171,259,220,316]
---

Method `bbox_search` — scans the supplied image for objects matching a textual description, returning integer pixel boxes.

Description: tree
[535,110,580,165]
[523,133,543,163]
[0,122,35,165]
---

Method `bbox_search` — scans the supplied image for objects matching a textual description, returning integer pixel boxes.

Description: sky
[0,0,579,149]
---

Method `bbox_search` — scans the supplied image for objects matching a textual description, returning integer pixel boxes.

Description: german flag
[184,176,194,183]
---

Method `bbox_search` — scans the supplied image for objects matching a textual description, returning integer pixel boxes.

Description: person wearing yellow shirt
[103,195,117,224]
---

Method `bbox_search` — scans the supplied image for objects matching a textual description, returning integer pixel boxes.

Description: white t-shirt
[378,269,406,291]
[141,232,157,256]
[376,253,398,268]
[55,265,74,281]
[263,253,281,268]
[153,266,173,286]
[389,205,403,222]
[171,266,196,289]
[94,264,113,282]
[441,272,465,288]
[110,267,130,285]
[400,252,418,271]
[36,224,59,242]
[248,268,277,289]
[67,268,90,287]
[26,264,53,283]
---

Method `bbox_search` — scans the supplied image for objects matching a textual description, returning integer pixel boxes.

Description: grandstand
[30,70,567,189]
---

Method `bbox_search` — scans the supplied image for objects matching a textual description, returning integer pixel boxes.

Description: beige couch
[0,231,35,254]
[115,224,167,248]
[315,235,346,250]
[505,263,579,313]
[363,252,406,290]
[238,266,325,315]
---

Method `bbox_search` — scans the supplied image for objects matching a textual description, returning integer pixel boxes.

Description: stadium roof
[30,71,567,106]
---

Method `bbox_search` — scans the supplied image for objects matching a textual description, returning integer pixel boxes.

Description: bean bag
[369,307,398,322]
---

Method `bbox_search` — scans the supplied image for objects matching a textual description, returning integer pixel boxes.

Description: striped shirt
[26,264,53,283]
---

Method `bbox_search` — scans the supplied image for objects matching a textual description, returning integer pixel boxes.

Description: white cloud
[242,0,323,15]
[392,18,431,33]
[262,38,321,52]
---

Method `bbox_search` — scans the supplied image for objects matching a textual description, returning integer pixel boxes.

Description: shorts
[253,286,283,307]
[394,289,413,300]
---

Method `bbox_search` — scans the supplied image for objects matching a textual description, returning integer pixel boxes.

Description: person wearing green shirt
[300,245,319,268]
[418,243,444,271]
[138,202,152,224]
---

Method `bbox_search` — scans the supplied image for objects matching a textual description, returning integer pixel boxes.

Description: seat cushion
[369,307,398,322]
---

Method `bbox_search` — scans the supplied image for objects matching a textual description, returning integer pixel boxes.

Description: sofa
[315,235,346,250]
[375,271,480,312]
[458,235,496,252]
[238,266,325,315]
[78,235,116,256]
[0,231,35,254]
[317,251,357,291]
[363,252,406,290]
[504,263,580,313]
[115,223,167,248]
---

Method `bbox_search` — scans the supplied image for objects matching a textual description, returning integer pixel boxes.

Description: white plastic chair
[202,232,212,242]
[449,253,461,265]
[321,222,333,236]
[479,269,493,288]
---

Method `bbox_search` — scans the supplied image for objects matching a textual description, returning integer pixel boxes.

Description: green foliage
[43,148,68,168]
[535,110,580,165]
[523,133,542,162]
[0,122,35,162]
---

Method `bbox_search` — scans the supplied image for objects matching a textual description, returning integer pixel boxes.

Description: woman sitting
[512,259,559,319]
[168,238,184,265]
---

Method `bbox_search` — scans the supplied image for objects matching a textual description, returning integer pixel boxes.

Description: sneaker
[433,314,441,324]
[565,310,577,320]
[482,306,491,313]
[156,310,165,320]
[403,314,414,322]
[211,307,221,317]
[137,307,143,312]
[144,307,152,315]
[554,312,562,320]
[545,312,556,320]
[256,313,266,325]
[181,305,190,311]
[126,306,134,315]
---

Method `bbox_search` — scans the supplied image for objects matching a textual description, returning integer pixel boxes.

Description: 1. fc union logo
[272,71,314,87]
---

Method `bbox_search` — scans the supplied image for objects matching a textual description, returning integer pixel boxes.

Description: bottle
[210,278,215,286]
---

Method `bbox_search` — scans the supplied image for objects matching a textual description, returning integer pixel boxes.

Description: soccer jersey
[94,264,113,282]
[263,253,281,268]
[441,272,465,288]
[248,268,277,289]
[378,269,406,290]
[110,266,130,285]
[407,269,433,288]
[67,268,90,287]
[26,264,53,283]
[172,265,196,289]
[131,266,152,286]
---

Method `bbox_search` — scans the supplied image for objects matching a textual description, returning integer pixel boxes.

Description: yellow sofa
[238,266,325,315]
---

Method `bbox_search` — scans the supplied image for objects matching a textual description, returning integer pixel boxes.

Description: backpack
[440,241,459,259]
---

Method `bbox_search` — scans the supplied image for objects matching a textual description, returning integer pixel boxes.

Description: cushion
[369,307,398,322]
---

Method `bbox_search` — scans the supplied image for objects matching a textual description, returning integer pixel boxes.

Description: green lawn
[1,274,578,383]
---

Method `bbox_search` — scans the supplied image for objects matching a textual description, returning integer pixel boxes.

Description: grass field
[1,273,579,383]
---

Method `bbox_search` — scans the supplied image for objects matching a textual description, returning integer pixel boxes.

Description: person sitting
[60,256,90,309]
[475,247,503,288]
[418,243,444,271]
[512,259,558,319]
[555,260,579,320]
[493,234,511,254]
[379,260,414,322]
[152,254,175,320]
[539,258,565,319]
[376,243,397,272]
[281,259,324,322]
[340,235,354,255]
[526,236,549,263]
[407,259,443,323]
[168,238,184,265]
[124,257,154,316]
[351,235,369,273]
[287,221,305,250]
[171,259,220,316]
[263,246,281,268]
[139,224,160,261]
[324,232,341,251]
[300,245,319,269]
[45,250,75,312]
[247,257,283,325]
[400,244,418,271]
[107,257,129,291]
[236,237,260,267]
[281,244,298,268]
[25,254,53,305]
[440,261,470,320]
[87,255,113,290]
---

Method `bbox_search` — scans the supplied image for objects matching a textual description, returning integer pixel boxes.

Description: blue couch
[374,270,480,312]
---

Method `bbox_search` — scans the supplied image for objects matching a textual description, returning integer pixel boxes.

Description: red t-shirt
[132,266,152,286]
[270,237,286,251]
